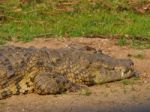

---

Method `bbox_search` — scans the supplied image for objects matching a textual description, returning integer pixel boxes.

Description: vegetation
[0,0,150,48]
[121,77,140,85]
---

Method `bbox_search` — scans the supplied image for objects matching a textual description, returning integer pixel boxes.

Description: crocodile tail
[0,89,12,100]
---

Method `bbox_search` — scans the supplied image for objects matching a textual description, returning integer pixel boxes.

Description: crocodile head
[87,53,137,84]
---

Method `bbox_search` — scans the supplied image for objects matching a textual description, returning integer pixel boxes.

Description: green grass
[78,88,92,96]
[121,77,140,85]
[0,0,150,48]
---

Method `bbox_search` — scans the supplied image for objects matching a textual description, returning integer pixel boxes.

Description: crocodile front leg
[33,72,79,95]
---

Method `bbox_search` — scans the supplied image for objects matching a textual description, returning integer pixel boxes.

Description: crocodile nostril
[126,59,134,66]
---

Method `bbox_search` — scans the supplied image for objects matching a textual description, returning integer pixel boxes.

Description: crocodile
[0,44,137,100]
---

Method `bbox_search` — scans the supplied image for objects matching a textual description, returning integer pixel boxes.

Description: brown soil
[0,37,150,112]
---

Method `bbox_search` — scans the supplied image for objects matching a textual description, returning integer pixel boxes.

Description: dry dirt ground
[0,37,150,112]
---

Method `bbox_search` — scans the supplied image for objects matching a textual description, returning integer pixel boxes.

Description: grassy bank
[0,0,150,48]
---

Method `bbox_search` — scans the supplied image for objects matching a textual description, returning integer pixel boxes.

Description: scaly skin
[0,44,137,100]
